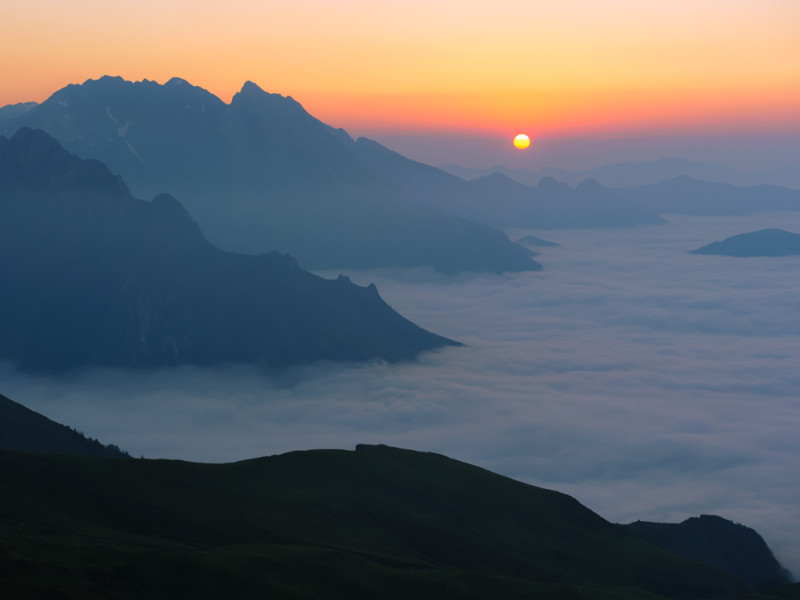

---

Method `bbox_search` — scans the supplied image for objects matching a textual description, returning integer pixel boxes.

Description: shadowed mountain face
[0,393,129,458]
[1,442,782,599]
[689,228,800,256]
[2,76,538,274]
[624,515,792,586]
[0,128,458,371]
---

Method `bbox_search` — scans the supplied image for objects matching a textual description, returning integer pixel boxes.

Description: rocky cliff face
[0,128,458,371]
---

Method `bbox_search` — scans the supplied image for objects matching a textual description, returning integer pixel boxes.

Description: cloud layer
[4,211,800,577]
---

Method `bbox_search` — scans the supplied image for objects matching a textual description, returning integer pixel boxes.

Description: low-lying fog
[4,212,800,576]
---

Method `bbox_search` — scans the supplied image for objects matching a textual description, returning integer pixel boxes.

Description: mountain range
[7,76,797,255]
[1,76,538,274]
[690,228,800,256]
[441,157,800,190]
[351,137,666,229]
[616,176,800,216]
[353,137,800,225]
[0,127,457,371]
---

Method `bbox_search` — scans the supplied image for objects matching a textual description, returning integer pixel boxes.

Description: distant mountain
[0,128,458,371]
[459,173,664,229]
[352,138,664,229]
[624,515,792,586]
[0,392,129,457]
[440,157,800,190]
[4,443,793,599]
[0,101,37,130]
[616,176,800,216]
[516,235,559,247]
[2,77,537,274]
[689,228,800,256]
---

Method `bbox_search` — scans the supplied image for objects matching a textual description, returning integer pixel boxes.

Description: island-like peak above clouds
[2,76,538,274]
[0,128,458,371]
[689,228,800,256]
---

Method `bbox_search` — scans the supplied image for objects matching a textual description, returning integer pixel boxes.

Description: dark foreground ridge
[1,434,796,599]
[0,128,458,371]
[0,393,129,458]
[624,515,792,587]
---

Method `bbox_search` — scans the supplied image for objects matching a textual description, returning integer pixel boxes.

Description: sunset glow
[2,0,799,167]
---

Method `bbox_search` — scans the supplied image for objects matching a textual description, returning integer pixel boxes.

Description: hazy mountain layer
[617,176,800,216]
[2,77,538,274]
[440,157,800,190]
[0,128,457,371]
[353,137,665,229]
[689,228,800,256]
[2,442,785,599]
[0,101,37,131]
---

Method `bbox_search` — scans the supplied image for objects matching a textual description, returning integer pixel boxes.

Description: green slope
[0,444,773,599]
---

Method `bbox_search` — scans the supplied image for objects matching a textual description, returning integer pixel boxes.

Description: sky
[5,211,800,577]
[2,0,799,169]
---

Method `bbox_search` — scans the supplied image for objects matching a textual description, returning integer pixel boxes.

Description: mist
[3,211,800,576]
[366,130,800,176]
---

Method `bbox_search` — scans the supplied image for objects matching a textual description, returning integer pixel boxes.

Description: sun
[513,134,531,150]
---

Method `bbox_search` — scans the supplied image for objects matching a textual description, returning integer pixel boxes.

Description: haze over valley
[2,2,800,596]
[4,190,799,576]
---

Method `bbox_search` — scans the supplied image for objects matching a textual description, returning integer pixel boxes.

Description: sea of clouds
[4,211,800,576]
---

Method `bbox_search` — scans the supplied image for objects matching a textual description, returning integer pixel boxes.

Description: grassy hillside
[4,444,791,599]
[0,393,128,457]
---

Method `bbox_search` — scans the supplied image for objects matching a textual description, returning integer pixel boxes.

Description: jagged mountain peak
[0,127,129,195]
[2,76,541,273]
[231,80,309,117]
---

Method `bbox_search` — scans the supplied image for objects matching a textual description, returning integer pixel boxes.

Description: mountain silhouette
[0,101,37,131]
[0,128,458,371]
[2,76,538,274]
[689,228,800,256]
[352,138,665,229]
[624,515,792,586]
[1,391,794,598]
[4,442,793,599]
[440,157,800,190]
[0,392,129,457]
[617,176,800,216]
[517,234,559,247]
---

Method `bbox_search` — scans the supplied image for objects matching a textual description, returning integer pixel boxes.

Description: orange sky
[2,0,799,166]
